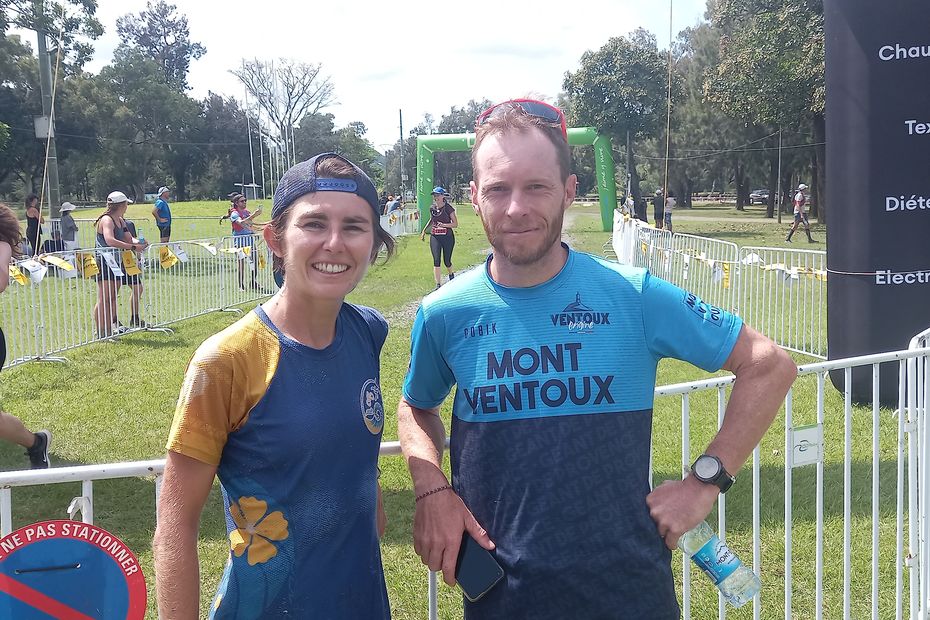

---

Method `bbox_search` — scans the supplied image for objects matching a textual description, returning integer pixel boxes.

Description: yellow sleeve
[166,314,280,466]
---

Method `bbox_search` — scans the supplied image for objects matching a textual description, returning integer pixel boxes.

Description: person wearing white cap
[152,186,172,242]
[59,202,79,250]
[786,183,816,243]
[93,191,149,336]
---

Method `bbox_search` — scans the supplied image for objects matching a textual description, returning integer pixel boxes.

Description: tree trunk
[812,113,826,225]
[734,161,746,210]
[766,153,778,218]
[173,168,188,202]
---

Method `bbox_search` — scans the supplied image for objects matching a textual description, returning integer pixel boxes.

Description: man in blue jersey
[152,186,172,242]
[398,99,797,619]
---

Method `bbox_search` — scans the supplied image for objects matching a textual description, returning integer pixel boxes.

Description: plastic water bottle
[678,520,760,607]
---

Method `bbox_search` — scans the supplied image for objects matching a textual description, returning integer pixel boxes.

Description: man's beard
[482,203,566,266]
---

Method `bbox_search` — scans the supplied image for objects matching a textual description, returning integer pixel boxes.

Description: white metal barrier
[4,211,422,368]
[2,340,928,618]
[1,237,276,368]
[612,213,827,359]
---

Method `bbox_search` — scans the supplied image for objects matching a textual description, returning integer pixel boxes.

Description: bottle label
[692,534,741,585]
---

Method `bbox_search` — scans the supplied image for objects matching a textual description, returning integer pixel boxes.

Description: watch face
[694,456,721,480]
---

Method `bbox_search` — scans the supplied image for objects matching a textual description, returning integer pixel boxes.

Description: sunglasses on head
[475,99,567,141]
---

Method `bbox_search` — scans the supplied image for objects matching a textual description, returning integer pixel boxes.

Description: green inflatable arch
[416,127,618,231]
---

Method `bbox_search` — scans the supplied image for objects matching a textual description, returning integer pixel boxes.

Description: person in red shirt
[420,186,458,289]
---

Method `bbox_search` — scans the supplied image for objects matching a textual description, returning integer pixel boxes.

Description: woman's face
[27,198,38,210]
[270,192,377,304]
[432,193,444,207]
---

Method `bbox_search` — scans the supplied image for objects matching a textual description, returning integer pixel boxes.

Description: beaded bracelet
[415,484,453,503]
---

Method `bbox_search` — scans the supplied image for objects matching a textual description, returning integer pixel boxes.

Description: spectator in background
[123,218,147,328]
[664,190,676,234]
[225,193,265,292]
[653,189,664,229]
[153,186,172,242]
[93,191,149,337]
[0,203,52,469]
[41,231,65,254]
[786,183,816,243]
[382,194,395,215]
[24,193,43,255]
[387,195,404,214]
[59,202,79,250]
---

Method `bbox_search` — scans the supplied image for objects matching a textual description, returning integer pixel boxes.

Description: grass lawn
[0,202,901,619]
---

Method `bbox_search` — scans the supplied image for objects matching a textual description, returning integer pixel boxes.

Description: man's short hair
[471,106,571,183]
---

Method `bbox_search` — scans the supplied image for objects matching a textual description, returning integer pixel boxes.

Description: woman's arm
[443,210,458,229]
[0,241,11,293]
[153,451,218,620]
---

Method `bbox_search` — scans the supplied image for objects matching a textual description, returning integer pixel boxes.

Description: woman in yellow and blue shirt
[154,153,396,619]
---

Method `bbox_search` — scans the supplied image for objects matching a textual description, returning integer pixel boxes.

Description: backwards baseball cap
[272,152,379,220]
[798,183,808,190]
[107,191,133,205]
[59,201,77,212]
[431,186,446,195]
[157,186,170,195]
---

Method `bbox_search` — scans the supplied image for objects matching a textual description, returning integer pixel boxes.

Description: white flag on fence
[100,250,124,276]
[170,243,189,263]
[19,259,48,285]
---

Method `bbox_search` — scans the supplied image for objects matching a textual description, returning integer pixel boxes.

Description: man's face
[470,129,576,266]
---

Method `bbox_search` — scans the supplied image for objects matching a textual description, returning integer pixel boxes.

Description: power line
[6,125,249,146]
[636,139,823,162]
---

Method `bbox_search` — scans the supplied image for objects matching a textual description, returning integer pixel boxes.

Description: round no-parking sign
[0,520,146,619]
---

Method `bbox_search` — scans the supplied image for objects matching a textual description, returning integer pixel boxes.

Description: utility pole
[776,127,783,225]
[34,0,61,216]
[398,109,406,198]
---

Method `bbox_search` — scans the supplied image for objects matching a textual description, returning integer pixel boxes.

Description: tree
[707,0,826,220]
[115,0,205,92]
[232,58,336,159]
[563,30,668,208]
[1,0,102,70]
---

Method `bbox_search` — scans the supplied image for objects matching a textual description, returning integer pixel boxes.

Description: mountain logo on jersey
[550,293,610,333]
[360,379,384,434]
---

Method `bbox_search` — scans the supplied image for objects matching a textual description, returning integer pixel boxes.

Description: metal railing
[3,209,422,369]
[1,236,275,368]
[612,213,827,359]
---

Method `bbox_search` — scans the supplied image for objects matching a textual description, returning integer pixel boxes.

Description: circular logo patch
[0,520,146,619]
[360,378,385,434]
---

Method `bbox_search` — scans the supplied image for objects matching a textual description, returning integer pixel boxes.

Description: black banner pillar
[825,0,930,404]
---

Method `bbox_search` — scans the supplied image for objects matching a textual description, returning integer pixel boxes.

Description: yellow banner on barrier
[78,252,99,278]
[39,254,75,271]
[8,265,27,286]
[258,251,266,269]
[160,246,179,269]
[121,250,142,276]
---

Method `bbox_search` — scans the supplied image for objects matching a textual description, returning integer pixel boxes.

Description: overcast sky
[78,0,708,151]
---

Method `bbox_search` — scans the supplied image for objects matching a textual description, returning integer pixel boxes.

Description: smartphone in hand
[455,532,504,602]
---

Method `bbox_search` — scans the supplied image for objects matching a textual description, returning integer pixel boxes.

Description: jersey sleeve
[641,271,742,372]
[166,318,279,465]
[359,305,389,354]
[229,211,242,224]
[402,305,456,409]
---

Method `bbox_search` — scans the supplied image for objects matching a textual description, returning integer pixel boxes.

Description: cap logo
[315,178,358,193]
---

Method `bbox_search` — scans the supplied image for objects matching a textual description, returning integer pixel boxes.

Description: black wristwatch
[691,454,735,493]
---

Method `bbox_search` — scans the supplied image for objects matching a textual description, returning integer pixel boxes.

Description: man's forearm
[398,400,449,493]
[154,526,201,619]
[708,343,796,474]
